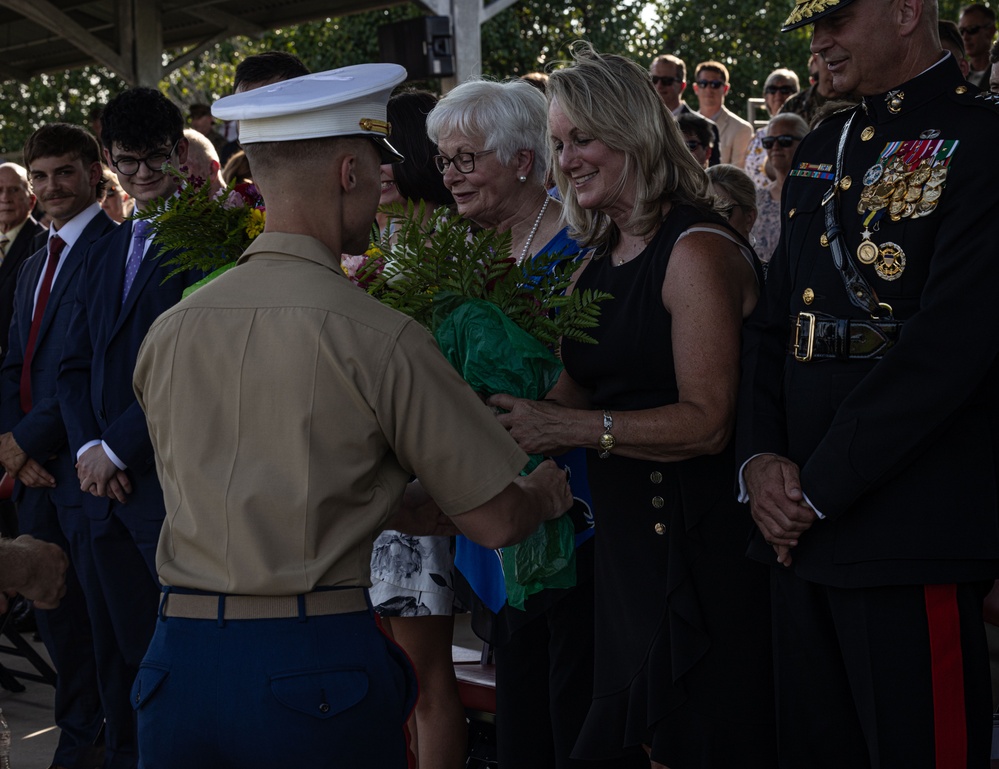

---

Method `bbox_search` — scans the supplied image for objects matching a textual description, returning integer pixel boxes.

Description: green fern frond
[359,203,611,346]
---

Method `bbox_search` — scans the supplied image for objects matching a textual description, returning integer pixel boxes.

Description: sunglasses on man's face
[765,85,796,96]
[959,23,990,35]
[695,79,725,89]
[762,134,802,149]
[651,75,681,87]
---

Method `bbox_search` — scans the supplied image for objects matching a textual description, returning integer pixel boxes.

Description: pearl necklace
[517,196,551,266]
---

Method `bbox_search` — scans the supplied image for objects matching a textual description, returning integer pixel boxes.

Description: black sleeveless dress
[562,205,777,767]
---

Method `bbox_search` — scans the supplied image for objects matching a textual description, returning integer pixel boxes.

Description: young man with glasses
[57,87,202,769]
[693,60,754,168]
[958,3,997,88]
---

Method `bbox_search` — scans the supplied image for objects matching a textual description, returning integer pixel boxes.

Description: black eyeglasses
[762,134,802,149]
[110,141,178,176]
[685,139,703,151]
[695,79,725,89]
[651,75,681,87]
[765,85,797,96]
[959,23,990,35]
[433,149,496,174]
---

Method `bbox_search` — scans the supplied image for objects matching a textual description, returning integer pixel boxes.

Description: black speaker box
[378,16,455,80]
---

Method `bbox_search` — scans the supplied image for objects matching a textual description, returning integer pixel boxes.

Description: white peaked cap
[212,63,408,162]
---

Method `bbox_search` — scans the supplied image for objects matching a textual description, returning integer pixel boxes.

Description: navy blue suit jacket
[0,210,117,506]
[57,219,201,521]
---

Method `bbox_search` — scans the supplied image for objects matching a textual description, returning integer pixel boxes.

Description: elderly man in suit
[0,163,45,352]
[0,123,115,769]
[57,88,200,769]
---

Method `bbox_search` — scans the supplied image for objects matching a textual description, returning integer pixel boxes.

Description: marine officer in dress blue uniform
[738,0,999,766]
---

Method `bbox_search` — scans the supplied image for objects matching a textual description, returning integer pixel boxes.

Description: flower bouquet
[135,167,265,297]
[357,202,612,610]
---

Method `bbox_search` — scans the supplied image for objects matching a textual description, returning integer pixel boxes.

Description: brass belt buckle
[794,312,816,362]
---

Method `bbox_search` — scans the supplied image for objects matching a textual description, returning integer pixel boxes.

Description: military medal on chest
[854,135,958,281]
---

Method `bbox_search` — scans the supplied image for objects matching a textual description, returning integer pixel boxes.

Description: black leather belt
[790,312,903,362]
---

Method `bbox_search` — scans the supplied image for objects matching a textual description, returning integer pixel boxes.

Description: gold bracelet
[597,410,615,459]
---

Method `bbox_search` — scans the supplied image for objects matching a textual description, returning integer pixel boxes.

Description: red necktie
[20,236,66,413]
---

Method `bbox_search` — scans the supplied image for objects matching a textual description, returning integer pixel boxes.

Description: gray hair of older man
[425,78,550,185]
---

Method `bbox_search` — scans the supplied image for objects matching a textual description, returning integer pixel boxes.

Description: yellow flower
[244,208,266,239]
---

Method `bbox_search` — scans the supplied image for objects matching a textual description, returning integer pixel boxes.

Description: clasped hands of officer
[743,453,818,566]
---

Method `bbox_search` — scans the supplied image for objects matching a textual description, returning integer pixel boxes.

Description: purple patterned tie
[122,219,150,304]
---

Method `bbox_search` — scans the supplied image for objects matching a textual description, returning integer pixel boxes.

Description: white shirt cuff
[77,440,101,462]
[76,439,127,470]
[101,441,127,471]
[737,452,825,519]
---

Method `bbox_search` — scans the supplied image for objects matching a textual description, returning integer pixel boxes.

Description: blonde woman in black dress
[490,44,777,768]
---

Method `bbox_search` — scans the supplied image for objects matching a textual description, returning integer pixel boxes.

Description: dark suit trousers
[771,568,992,769]
[17,489,103,767]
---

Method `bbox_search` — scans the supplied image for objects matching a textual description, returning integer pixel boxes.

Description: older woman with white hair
[426,79,602,769]
[744,67,800,189]
[753,112,808,267]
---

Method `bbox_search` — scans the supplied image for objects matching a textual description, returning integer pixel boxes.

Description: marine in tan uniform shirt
[128,64,570,769]
[134,231,530,594]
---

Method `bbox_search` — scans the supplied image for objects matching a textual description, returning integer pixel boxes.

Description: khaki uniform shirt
[134,232,528,595]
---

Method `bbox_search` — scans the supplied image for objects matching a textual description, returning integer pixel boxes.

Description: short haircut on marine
[764,67,801,92]
[426,77,550,185]
[100,87,184,154]
[234,51,310,92]
[695,59,729,83]
[767,112,809,138]
[386,90,454,208]
[961,3,996,23]
[189,104,212,120]
[650,54,686,83]
[677,112,715,148]
[241,136,365,177]
[23,122,102,169]
[705,163,757,216]
[546,41,713,249]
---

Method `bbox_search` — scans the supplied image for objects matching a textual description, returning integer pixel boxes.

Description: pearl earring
[518,175,527,183]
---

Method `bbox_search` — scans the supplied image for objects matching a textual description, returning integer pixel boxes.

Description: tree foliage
[0,0,973,158]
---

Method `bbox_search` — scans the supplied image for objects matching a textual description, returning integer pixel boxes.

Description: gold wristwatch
[598,410,615,459]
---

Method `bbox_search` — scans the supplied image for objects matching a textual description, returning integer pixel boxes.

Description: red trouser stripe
[924,584,966,769]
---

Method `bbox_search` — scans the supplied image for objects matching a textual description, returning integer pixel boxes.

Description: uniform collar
[237,231,344,274]
[861,54,965,124]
